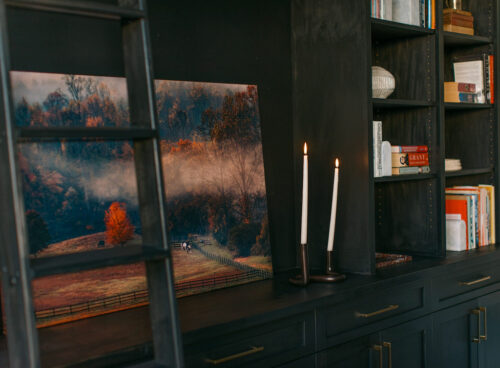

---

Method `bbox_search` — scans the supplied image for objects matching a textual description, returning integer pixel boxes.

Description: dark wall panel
[291,0,373,274]
[148,0,296,273]
[7,8,124,76]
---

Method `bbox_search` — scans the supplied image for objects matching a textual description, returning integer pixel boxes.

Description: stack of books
[443,8,474,35]
[391,145,430,175]
[444,82,477,103]
[445,185,496,251]
[452,54,495,104]
[371,0,435,29]
[445,158,462,171]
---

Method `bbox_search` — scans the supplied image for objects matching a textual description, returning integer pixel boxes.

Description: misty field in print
[156,80,272,295]
[10,72,271,326]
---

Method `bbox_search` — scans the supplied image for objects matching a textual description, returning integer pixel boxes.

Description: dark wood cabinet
[317,336,372,368]
[478,291,500,368]
[432,300,480,368]
[377,317,432,368]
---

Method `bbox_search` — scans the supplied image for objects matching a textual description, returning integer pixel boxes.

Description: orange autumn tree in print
[104,202,134,245]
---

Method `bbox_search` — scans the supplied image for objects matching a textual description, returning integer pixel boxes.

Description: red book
[490,55,495,104]
[391,145,429,153]
[392,152,429,167]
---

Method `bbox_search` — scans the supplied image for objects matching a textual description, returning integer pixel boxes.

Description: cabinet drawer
[184,312,315,368]
[435,261,500,303]
[318,281,425,344]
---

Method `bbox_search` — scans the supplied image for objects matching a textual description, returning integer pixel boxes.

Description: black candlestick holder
[289,243,310,286]
[309,250,346,283]
[289,247,346,286]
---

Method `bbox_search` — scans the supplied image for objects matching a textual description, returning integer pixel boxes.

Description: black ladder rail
[0,0,185,366]
[5,0,145,20]
[0,0,40,367]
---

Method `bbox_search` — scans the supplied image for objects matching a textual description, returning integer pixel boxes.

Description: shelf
[374,173,435,183]
[31,245,169,278]
[17,127,156,141]
[445,168,494,178]
[444,102,493,110]
[442,31,492,48]
[371,18,434,41]
[5,0,145,20]
[372,98,434,109]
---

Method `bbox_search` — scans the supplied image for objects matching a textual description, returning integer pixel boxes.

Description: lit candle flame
[304,142,308,155]
[335,158,339,168]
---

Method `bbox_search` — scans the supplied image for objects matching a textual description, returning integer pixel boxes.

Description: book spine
[443,18,474,28]
[392,166,430,175]
[456,82,476,92]
[457,92,477,102]
[431,0,435,29]
[391,145,429,153]
[392,153,429,167]
[490,55,495,104]
[444,24,474,35]
[427,0,431,28]
[484,54,491,103]
[420,0,425,27]
[373,121,382,177]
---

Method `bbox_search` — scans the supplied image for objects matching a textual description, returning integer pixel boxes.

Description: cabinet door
[317,336,372,368]
[378,316,432,368]
[478,291,500,368]
[432,300,480,368]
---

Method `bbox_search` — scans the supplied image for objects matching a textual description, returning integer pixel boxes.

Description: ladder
[0,0,184,367]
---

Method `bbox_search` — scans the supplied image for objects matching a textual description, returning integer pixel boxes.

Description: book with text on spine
[392,152,429,167]
[392,166,430,175]
[391,145,428,153]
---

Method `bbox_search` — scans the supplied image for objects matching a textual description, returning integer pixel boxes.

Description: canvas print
[156,80,273,297]
[9,72,272,326]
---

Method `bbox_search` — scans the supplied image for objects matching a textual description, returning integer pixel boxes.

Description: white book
[446,219,467,251]
[373,121,382,177]
[454,60,485,104]
[392,0,420,26]
[381,141,392,177]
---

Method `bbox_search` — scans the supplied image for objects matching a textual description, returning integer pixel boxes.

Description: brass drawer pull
[204,346,264,365]
[356,304,399,318]
[472,309,481,343]
[373,345,383,368]
[383,342,392,368]
[480,306,487,341]
[460,276,492,286]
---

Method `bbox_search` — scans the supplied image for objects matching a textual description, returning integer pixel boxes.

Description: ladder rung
[5,0,145,20]
[31,245,169,278]
[17,127,156,141]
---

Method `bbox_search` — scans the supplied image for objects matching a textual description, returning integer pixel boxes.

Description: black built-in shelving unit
[292,0,499,275]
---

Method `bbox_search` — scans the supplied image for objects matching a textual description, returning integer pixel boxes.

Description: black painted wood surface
[291,0,373,274]
[148,0,296,274]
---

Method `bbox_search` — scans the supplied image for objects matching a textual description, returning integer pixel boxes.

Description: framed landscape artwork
[9,71,272,326]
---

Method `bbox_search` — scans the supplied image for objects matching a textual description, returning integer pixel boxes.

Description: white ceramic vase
[372,66,395,99]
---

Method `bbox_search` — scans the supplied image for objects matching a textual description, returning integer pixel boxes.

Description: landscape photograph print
[9,71,272,326]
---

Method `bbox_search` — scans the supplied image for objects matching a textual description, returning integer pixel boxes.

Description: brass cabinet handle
[204,346,264,365]
[356,304,399,318]
[472,309,481,343]
[383,342,392,368]
[480,306,487,341]
[373,345,383,368]
[460,276,492,286]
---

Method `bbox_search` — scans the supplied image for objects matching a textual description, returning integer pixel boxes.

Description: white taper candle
[327,158,339,252]
[300,143,308,245]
